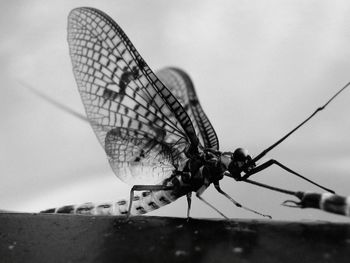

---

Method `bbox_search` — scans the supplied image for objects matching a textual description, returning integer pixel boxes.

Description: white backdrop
[1,0,350,221]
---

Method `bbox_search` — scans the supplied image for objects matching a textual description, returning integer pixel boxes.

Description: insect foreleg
[213,182,271,218]
[242,159,334,193]
[127,184,174,218]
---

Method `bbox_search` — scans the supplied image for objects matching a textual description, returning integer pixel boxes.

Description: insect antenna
[250,81,350,165]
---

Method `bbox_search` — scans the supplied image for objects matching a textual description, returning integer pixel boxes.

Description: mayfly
[41,7,350,218]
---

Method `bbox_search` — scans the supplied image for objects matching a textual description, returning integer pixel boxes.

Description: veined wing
[105,127,186,184]
[67,7,198,184]
[157,67,219,150]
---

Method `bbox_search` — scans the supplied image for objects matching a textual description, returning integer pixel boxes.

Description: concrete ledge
[0,213,349,262]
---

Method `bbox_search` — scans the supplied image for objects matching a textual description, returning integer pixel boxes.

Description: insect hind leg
[186,192,192,220]
[127,184,174,218]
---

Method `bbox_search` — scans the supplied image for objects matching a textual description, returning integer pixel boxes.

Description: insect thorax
[168,149,227,195]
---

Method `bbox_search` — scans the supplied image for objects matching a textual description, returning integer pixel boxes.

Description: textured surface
[1,213,350,263]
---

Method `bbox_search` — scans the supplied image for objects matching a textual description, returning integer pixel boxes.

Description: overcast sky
[1,0,350,221]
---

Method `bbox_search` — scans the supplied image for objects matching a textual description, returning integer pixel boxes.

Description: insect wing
[105,127,186,184]
[67,7,198,184]
[157,67,219,150]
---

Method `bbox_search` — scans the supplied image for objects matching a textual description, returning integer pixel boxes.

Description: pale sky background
[1,0,350,222]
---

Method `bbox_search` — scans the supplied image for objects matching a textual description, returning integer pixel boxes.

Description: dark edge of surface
[0,213,349,263]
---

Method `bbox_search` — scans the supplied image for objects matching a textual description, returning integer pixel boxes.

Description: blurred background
[1,0,350,222]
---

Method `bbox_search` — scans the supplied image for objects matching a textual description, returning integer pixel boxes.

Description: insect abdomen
[40,190,181,216]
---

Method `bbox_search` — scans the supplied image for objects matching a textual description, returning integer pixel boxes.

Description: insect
[41,7,350,218]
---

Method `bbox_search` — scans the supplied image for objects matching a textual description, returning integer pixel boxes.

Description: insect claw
[281,200,301,208]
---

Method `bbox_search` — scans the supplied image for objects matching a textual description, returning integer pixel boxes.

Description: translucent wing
[156,67,219,150]
[105,127,186,184]
[67,7,199,184]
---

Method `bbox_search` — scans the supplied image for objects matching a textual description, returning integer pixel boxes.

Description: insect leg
[195,186,228,219]
[127,184,174,218]
[243,178,300,196]
[186,192,192,220]
[242,159,334,193]
[243,179,350,217]
[213,182,271,218]
[283,192,350,217]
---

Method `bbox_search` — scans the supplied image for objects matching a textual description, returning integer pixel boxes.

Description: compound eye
[231,148,249,162]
